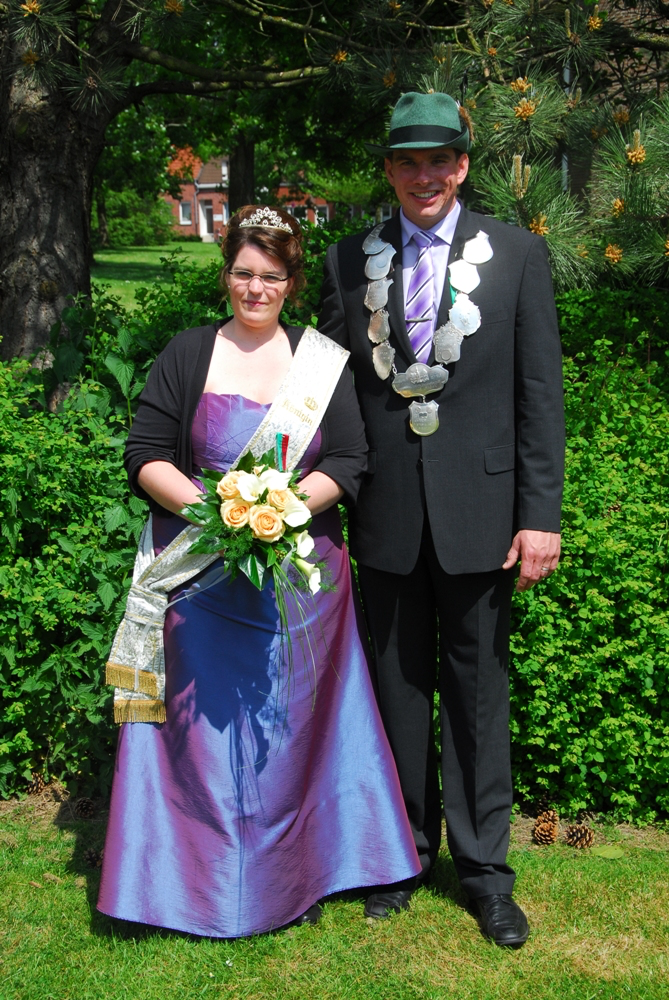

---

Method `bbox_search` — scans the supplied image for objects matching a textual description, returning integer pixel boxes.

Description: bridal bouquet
[181,444,322,597]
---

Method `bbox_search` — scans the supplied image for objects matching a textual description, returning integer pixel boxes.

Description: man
[318,91,564,947]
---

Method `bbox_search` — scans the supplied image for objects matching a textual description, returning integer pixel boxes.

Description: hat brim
[365,139,470,155]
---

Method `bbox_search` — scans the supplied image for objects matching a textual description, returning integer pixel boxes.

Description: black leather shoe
[292,902,322,926]
[364,878,416,919]
[473,894,529,947]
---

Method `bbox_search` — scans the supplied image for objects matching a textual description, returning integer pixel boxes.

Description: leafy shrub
[0,363,147,798]
[1,242,668,821]
[98,190,176,247]
[510,336,669,821]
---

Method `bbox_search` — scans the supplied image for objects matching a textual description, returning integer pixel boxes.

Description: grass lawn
[1,790,668,1000]
[91,243,221,311]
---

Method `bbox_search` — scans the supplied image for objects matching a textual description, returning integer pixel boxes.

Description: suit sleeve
[514,236,565,533]
[317,245,351,350]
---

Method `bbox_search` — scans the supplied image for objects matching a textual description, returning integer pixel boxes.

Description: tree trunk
[0,76,108,358]
[96,187,110,249]
[228,136,255,211]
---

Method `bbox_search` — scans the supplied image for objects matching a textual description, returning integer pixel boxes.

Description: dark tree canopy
[1,0,668,354]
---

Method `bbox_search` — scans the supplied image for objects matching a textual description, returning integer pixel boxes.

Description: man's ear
[384,156,396,189]
[456,153,470,185]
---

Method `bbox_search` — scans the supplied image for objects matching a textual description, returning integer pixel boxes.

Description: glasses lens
[229,270,287,287]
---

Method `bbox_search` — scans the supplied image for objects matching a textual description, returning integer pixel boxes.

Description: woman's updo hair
[221,205,306,302]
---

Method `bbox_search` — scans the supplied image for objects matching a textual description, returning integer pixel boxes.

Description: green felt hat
[366,91,470,156]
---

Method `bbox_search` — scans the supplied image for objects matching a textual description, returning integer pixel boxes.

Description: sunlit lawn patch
[1,792,667,1000]
[91,243,222,310]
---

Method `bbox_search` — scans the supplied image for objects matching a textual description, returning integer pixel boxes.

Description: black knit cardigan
[124,322,369,514]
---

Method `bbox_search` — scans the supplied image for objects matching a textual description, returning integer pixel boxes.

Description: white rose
[294,557,321,595]
[282,492,311,527]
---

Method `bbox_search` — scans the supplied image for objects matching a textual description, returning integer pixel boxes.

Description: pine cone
[26,772,46,795]
[83,847,104,868]
[532,809,559,844]
[74,797,96,819]
[565,822,595,848]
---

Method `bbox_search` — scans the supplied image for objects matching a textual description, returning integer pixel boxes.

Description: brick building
[164,149,337,239]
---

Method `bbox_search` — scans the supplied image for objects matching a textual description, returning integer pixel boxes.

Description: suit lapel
[436,204,480,329]
[379,215,415,366]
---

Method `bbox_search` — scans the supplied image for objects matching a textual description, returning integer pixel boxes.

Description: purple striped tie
[406,230,436,363]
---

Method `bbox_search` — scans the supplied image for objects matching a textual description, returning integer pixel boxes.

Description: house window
[288,205,308,221]
[179,201,192,225]
[315,205,329,225]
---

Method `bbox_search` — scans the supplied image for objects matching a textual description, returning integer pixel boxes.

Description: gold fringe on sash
[113,698,167,724]
[106,663,159,698]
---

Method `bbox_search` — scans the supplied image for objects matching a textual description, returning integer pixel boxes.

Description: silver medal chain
[363,224,493,436]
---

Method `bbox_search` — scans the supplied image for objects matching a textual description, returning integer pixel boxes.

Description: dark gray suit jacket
[318,205,565,576]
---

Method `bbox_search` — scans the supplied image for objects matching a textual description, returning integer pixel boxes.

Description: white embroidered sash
[106,327,349,723]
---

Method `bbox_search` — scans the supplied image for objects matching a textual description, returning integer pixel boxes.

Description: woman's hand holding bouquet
[181,447,323,596]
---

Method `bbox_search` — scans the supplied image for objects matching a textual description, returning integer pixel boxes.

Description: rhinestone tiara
[239,206,294,233]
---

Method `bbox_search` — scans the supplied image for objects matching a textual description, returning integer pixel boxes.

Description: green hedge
[1,228,668,820]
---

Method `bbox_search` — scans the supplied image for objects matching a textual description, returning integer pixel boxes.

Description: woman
[97,205,421,938]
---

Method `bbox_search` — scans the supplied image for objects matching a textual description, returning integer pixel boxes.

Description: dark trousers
[357,525,516,899]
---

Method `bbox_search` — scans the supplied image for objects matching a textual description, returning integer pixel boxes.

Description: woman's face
[226,242,293,331]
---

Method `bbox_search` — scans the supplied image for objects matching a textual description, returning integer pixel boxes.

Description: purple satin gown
[98,394,420,937]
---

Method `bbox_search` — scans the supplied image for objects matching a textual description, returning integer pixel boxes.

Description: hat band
[388,124,465,146]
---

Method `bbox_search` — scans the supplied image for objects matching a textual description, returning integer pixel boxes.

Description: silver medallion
[362,224,387,255]
[364,244,395,279]
[448,259,481,295]
[364,277,393,312]
[367,308,390,344]
[372,341,396,380]
[392,363,449,399]
[462,230,493,264]
[434,322,464,364]
[409,399,440,436]
[449,293,481,336]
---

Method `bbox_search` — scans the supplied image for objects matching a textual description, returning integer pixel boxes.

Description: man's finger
[502,542,520,570]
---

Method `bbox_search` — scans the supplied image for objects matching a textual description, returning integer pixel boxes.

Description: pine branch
[210,0,378,52]
[119,39,328,84]
[125,74,318,104]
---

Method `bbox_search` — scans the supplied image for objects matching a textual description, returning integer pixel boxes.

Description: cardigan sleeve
[124,335,186,502]
[310,362,368,506]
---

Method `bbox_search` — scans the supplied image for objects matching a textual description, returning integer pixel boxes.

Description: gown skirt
[97,393,420,937]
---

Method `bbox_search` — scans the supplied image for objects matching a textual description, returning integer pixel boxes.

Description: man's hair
[388,147,466,163]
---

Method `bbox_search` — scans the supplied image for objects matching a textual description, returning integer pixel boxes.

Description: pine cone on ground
[74,797,96,819]
[565,822,595,848]
[83,847,104,868]
[26,772,46,795]
[532,808,559,845]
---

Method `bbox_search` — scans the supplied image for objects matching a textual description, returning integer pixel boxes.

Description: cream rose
[220,499,252,529]
[249,504,285,543]
[266,489,291,512]
[217,471,244,500]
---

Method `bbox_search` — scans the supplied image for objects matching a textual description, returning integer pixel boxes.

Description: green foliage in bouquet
[182,448,319,595]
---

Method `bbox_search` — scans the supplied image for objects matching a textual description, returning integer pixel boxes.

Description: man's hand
[503,530,561,592]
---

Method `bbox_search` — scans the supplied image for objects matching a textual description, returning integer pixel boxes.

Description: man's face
[384,147,469,228]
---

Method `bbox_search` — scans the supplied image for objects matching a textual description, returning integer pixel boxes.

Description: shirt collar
[400,200,461,248]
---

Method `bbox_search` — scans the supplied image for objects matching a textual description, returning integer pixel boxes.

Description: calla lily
[259,468,292,491]
[282,492,311,527]
[294,557,321,595]
[292,530,315,558]
[236,471,265,503]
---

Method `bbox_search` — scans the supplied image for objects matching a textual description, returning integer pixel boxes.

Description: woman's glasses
[228,269,289,289]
